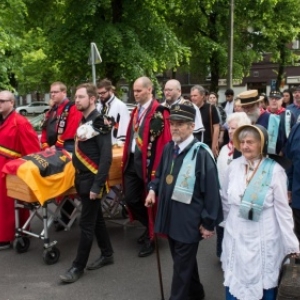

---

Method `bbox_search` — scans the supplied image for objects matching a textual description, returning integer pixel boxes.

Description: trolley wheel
[14,237,30,253]
[43,246,60,265]
[121,206,129,219]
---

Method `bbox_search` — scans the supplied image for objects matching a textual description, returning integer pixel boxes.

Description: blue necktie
[174,144,180,157]
[138,106,144,118]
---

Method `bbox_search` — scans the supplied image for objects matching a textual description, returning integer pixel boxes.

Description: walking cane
[149,205,165,300]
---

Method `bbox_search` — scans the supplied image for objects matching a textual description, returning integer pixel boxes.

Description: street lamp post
[227,0,234,89]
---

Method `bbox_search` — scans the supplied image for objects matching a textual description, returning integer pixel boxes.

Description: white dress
[221,156,299,300]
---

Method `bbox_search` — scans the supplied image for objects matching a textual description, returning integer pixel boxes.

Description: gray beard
[247,109,260,124]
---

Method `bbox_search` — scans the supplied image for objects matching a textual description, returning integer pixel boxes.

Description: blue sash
[267,114,280,154]
[284,110,292,138]
[171,142,214,204]
[239,158,275,222]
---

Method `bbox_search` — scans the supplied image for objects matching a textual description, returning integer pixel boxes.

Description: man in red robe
[0,90,40,250]
[41,81,82,230]
[122,76,171,257]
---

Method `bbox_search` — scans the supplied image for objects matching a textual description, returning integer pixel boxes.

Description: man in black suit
[145,101,222,300]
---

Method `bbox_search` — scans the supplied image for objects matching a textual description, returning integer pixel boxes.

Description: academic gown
[0,111,40,242]
[151,139,223,243]
[122,100,171,239]
[256,110,294,154]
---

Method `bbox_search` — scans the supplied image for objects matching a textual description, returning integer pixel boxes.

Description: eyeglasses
[98,91,108,96]
[0,99,11,103]
[50,91,61,94]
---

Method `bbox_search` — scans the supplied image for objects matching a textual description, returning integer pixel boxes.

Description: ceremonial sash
[239,158,275,222]
[267,114,280,154]
[172,142,214,204]
[0,145,22,159]
[74,139,98,174]
[74,139,109,196]
[284,110,292,138]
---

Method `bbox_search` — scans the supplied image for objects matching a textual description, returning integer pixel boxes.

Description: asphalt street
[1,215,224,300]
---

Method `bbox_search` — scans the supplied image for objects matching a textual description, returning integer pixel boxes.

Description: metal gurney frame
[6,174,80,265]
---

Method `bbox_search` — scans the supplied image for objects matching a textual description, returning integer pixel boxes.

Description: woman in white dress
[216,112,251,258]
[221,124,299,300]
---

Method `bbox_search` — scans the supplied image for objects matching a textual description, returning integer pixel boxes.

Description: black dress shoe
[0,242,11,250]
[59,267,83,283]
[138,239,155,257]
[86,255,114,270]
[137,229,148,244]
[189,289,205,300]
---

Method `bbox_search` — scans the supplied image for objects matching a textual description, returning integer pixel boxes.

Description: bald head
[0,90,15,118]
[133,76,153,104]
[164,79,181,104]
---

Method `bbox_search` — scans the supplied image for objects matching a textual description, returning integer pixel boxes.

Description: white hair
[227,112,251,127]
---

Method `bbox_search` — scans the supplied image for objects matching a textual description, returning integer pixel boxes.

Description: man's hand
[212,143,219,158]
[90,191,98,200]
[145,190,156,207]
[199,225,215,239]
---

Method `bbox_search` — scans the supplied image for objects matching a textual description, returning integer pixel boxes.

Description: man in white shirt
[222,89,234,116]
[96,79,130,144]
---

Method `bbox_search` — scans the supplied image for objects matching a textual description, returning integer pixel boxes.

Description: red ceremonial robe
[0,111,40,242]
[122,100,171,239]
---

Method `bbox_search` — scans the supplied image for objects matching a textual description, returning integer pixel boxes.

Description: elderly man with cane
[145,101,223,300]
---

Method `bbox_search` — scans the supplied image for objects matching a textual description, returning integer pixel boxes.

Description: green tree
[0,0,27,90]
[40,0,191,89]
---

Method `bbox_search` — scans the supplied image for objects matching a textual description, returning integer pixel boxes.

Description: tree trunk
[276,43,286,90]
[111,0,123,23]
[208,12,220,92]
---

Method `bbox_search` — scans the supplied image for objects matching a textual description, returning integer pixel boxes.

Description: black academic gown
[151,138,223,244]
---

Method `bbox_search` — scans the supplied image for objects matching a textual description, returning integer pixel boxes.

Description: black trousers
[73,194,113,271]
[293,207,300,242]
[168,237,204,300]
[123,156,148,229]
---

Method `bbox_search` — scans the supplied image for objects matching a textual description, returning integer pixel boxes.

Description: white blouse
[221,156,299,300]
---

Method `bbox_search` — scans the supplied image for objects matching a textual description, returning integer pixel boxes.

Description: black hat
[225,89,234,96]
[269,90,282,99]
[169,103,196,122]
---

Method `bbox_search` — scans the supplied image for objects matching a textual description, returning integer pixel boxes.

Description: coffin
[107,145,123,186]
[6,175,76,203]
[5,146,123,203]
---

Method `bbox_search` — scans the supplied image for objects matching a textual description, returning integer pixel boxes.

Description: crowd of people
[1,78,300,300]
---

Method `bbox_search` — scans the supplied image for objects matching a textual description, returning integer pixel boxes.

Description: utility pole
[227,0,234,89]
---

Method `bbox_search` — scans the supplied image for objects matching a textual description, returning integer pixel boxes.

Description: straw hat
[238,90,264,106]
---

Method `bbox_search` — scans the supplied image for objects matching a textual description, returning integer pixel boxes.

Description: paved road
[1,215,224,300]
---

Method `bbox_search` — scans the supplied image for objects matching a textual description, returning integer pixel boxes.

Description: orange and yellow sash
[0,145,22,159]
